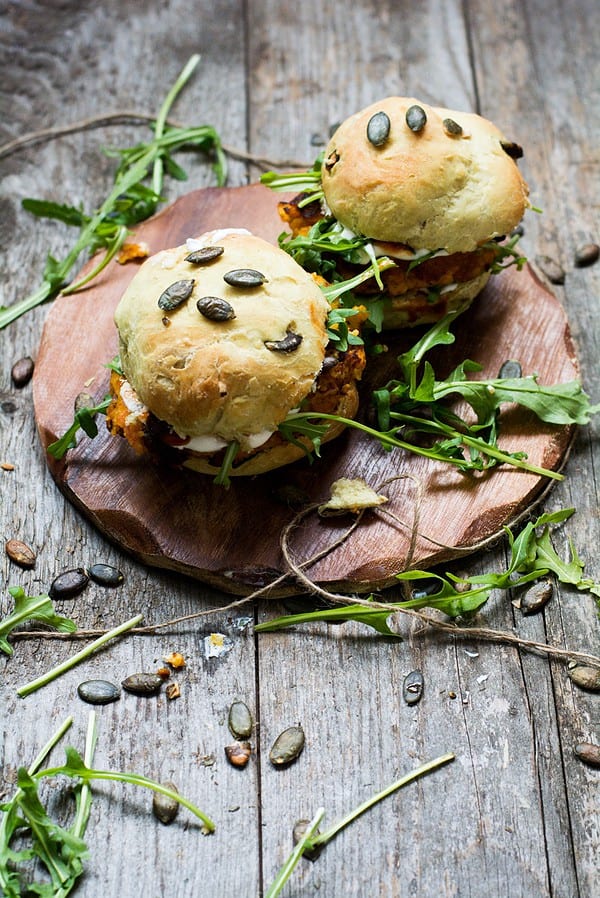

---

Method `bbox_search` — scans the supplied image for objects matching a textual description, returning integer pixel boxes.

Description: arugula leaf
[255,508,600,636]
[0,713,214,897]
[0,587,76,657]
[46,396,112,460]
[0,55,226,330]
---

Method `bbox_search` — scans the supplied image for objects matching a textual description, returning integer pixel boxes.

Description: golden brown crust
[322,97,529,253]
[114,231,331,449]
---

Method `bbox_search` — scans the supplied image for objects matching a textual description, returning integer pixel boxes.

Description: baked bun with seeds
[271,96,529,330]
[322,96,529,254]
[107,229,366,477]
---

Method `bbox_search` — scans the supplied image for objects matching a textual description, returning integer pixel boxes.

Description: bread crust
[114,231,331,449]
[322,97,529,253]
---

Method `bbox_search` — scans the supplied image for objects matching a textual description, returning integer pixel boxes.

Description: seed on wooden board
[5,539,36,568]
[228,700,253,739]
[77,679,121,705]
[196,295,236,321]
[184,245,224,265]
[366,111,391,147]
[121,672,164,696]
[520,580,553,615]
[11,356,34,388]
[49,568,89,599]
[292,819,323,861]
[158,278,195,311]
[574,742,600,768]
[224,740,252,768]
[152,783,180,824]
[403,669,424,706]
[500,140,524,159]
[88,563,124,587]
[535,254,565,285]
[574,243,599,268]
[568,666,600,692]
[269,725,305,767]
[498,359,522,379]
[264,331,303,353]
[223,268,266,288]
[443,117,463,136]
[405,104,427,133]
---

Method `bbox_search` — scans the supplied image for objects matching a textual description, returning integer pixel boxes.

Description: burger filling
[106,343,366,470]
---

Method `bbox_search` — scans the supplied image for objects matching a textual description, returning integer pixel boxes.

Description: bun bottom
[379,271,491,330]
[181,384,359,477]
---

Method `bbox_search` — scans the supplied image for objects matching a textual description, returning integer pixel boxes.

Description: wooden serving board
[33,184,578,596]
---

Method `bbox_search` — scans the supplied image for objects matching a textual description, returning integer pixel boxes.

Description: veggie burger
[268,96,530,329]
[106,229,365,478]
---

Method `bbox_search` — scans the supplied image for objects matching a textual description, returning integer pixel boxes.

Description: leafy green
[46,397,112,460]
[255,508,600,636]
[0,55,226,330]
[260,155,324,206]
[264,753,454,897]
[0,588,76,657]
[0,713,214,897]
[370,308,599,473]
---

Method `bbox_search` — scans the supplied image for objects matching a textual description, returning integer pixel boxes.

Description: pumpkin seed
[5,538,36,568]
[223,268,266,288]
[443,117,463,137]
[498,359,522,379]
[185,245,224,265]
[574,242,599,268]
[11,356,34,388]
[264,331,303,353]
[77,679,121,705]
[196,295,236,321]
[324,150,340,172]
[228,700,253,739]
[292,819,323,860]
[88,563,124,587]
[49,568,89,600]
[367,111,391,147]
[574,742,600,768]
[224,740,252,768]
[269,725,305,767]
[158,278,195,311]
[121,672,164,696]
[405,104,427,133]
[568,665,600,692]
[152,783,180,824]
[402,669,424,706]
[500,140,524,159]
[520,580,553,615]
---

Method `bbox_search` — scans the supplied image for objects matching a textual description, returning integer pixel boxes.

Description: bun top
[114,230,330,448]
[322,97,529,253]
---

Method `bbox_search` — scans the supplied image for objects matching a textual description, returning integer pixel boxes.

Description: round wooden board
[33,184,578,596]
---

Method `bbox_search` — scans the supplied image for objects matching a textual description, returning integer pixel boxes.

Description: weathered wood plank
[1,1,598,896]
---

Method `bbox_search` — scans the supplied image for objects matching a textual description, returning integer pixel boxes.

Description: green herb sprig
[255,508,600,637]
[0,587,76,657]
[0,713,214,897]
[0,55,226,330]
[264,753,455,897]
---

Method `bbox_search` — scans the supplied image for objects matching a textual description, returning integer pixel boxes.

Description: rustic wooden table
[1,1,599,896]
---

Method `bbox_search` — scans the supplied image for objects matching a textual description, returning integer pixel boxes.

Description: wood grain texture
[33,185,577,594]
[1,1,599,897]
